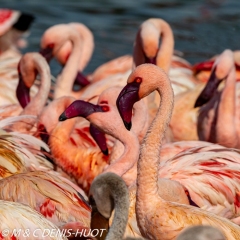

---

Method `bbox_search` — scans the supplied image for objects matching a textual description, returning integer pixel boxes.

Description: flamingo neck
[109,100,148,186]
[21,58,50,117]
[215,67,238,147]
[74,23,94,71]
[104,129,139,183]
[136,72,174,203]
[105,179,129,240]
[54,33,82,99]
[153,19,174,74]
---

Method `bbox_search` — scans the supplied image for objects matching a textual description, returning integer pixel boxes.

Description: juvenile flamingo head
[194,49,235,108]
[117,64,164,130]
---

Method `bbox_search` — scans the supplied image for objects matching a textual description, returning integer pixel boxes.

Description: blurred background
[1,0,240,75]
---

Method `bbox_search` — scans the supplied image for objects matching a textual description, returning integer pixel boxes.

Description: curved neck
[133,19,174,74]
[137,72,174,200]
[21,57,51,116]
[109,100,148,186]
[104,128,140,183]
[215,67,238,147]
[54,32,82,99]
[73,23,94,71]
[106,181,129,240]
[109,99,148,163]
[151,19,174,73]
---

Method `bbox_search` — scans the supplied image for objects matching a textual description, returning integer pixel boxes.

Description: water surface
[1,0,240,75]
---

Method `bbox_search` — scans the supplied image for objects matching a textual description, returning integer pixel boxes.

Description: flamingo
[42,22,93,88]
[40,24,82,100]
[0,52,51,134]
[133,18,197,95]
[38,95,110,194]
[193,50,240,83]
[60,80,240,231]
[194,49,240,149]
[0,171,91,231]
[89,172,129,240]
[0,200,67,240]
[116,64,240,239]
[169,49,239,142]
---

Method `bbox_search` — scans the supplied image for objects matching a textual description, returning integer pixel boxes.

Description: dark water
[1,0,240,75]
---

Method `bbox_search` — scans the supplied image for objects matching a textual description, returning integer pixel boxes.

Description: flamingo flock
[0,7,240,240]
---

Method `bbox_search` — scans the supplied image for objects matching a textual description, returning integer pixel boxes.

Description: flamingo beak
[116,81,140,130]
[145,56,157,65]
[90,124,108,156]
[16,72,30,108]
[74,72,90,88]
[39,46,54,63]
[194,66,224,108]
[59,100,104,121]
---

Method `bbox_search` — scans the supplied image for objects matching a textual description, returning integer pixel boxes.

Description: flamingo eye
[101,106,109,112]
[134,77,142,83]
[100,100,108,104]
[47,43,54,49]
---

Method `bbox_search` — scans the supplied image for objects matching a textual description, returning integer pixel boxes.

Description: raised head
[194,49,235,108]
[117,64,169,130]
[59,86,136,144]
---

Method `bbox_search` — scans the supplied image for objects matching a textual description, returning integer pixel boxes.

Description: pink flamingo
[133,18,197,94]
[0,52,51,134]
[195,49,240,148]
[40,24,82,99]
[42,22,93,88]
[0,200,67,240]
[38,95,110,194]
[60,80,240,229]
[193,50,240,83]
[0,170,91,232]
[116,64,240,239]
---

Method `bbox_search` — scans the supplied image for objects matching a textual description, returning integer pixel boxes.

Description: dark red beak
[145,56,157,65]
[116,81,141,130]
[74,72,90,88]
[39,46,54,63]
[194,66,224,108]
[59,100,104,121]
[90,124,108,156]
[16,72,30,108]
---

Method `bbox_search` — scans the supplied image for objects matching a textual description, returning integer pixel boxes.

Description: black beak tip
[102,149,109,156]
[124,121,132,131]
[194,101,200,108]
[59,112,67,121]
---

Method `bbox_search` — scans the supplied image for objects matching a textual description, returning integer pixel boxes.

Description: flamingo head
[58,100,109,155]
[16,58,37,108]
[117,64,163,130]
[140,21,159,64]
[194,49,235,108]
[39,43,54,63]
